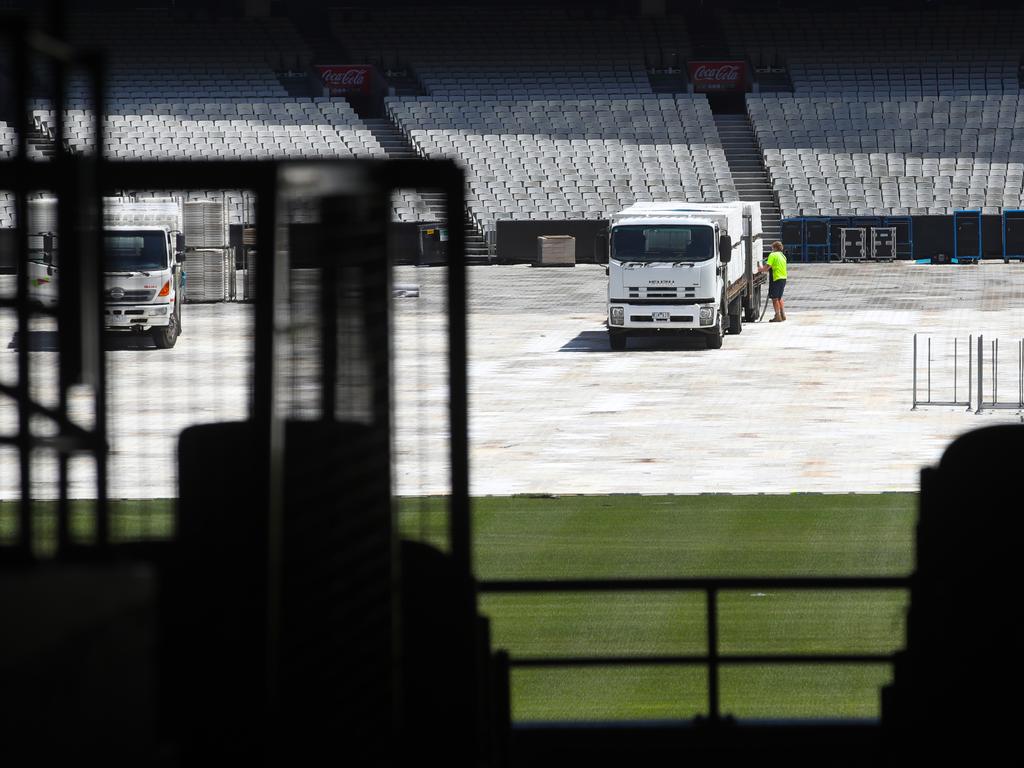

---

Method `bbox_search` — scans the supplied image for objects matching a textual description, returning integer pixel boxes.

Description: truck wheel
[151,312,179,350]
[706,303,725,350]
[609,331,627,351]
[745,286,761,322]
[728,308,743,335]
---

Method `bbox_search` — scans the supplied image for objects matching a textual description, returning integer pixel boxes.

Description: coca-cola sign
[688,60,750,93]
[314,64,375,95]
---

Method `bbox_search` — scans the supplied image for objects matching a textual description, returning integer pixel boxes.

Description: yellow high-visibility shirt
[766,251,788,281]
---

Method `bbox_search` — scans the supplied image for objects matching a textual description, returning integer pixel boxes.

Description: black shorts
[768,279,786,299]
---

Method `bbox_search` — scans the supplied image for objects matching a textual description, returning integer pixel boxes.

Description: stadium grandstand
[4,1,1024,764]
[2,3,1023,236]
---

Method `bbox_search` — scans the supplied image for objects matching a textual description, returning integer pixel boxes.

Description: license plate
[653,311,670,321]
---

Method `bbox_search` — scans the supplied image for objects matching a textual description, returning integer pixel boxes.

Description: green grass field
[400,493,915,721]
[1,493,916,721]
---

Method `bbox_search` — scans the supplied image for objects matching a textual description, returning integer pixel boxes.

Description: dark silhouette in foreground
[881,424,1024,765]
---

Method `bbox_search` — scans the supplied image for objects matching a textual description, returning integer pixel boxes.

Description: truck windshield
[105,232,167,272]
[611,225,714,262]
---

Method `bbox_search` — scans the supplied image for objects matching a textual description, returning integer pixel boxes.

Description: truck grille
[630,315,693,323]
[629,286,677,299]
[627,286,699,300]
[105,288,156,303]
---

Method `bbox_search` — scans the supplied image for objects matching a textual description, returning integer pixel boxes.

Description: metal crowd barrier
[912,334,1024,413]
[976,335,1024,414]
[911,334,973,410]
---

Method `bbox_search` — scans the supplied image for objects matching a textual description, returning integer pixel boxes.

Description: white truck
[104,199,185,349]
[28,198,186,349]
[604,201,767,350]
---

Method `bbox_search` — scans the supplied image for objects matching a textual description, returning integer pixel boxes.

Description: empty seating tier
[389,96,737,234]
[333,6,688,98]
[58,9,312,101]
[750,95,1024,217]
[725,7,1023,97]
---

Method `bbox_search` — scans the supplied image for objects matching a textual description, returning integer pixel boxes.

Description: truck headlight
[610,306,624,326]
[151,306,168,315]
[699,305,714,326]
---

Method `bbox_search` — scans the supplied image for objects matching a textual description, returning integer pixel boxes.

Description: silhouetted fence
[480,575,909,721]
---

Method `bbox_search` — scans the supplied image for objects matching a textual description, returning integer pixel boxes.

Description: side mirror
[719,234,732,263]
[176,232,186,252]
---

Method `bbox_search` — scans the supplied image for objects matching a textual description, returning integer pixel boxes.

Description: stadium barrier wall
[228,222,423,270]
[782,215,1008,261]
[495,220,608,264]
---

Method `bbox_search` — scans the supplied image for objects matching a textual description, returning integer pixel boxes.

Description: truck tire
[706,301,725,350]
[609,331,627,351]
[728,307,743,335]
[745,286,762,322]
[152,309,179,350]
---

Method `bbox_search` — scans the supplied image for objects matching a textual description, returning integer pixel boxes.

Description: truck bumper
[104,304,172,330]
[608,302,716,332]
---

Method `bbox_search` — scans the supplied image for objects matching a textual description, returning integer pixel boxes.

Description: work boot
[780,310,787,321]
[769,316,782,323]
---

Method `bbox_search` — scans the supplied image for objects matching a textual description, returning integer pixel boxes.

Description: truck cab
[605,202,765,350]
[104,225,184,349]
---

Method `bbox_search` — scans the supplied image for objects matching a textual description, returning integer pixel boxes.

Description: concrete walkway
[392,261,1024,496]
[2,261,1023,498]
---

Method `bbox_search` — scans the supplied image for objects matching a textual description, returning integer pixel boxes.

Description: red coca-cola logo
[688,60,749,92]
[314,64,375,94]
[321,68,367,85]
[693,64,740,82]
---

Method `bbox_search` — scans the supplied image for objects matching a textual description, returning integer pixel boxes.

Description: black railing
[479,575,910,721]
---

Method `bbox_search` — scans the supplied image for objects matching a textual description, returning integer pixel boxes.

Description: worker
[758,240,787,322]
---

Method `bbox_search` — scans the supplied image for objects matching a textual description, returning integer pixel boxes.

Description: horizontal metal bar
[0,157,456,193]
[0,297,60,317]
[0,381,105,447]
[480,577,910,593]
[913,401,971,408]
[0,432,104,452]
[510,653,898,668]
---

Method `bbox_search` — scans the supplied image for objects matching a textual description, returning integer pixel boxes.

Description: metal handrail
[479,575,910,722]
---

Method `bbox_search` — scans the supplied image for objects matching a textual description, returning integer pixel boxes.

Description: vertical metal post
[89,55,109,552]
[319,200,337,422]
[953,337,958,403]
[14,19,32,559]
[707,588,720,722]
[446,168,471,576]
[967,335,973,411]
[927,337,932,403]
[987,337,995,405]
[977,335,984,413]
[52,7,71,556]
[251,173,283,719]
[912,334,918,409]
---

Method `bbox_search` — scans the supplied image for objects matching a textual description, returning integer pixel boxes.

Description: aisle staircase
[714,113,781,249]
[363,117,490,263]
[27,120,58,160]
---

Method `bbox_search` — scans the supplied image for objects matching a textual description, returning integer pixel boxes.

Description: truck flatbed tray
[726,270,767,301]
